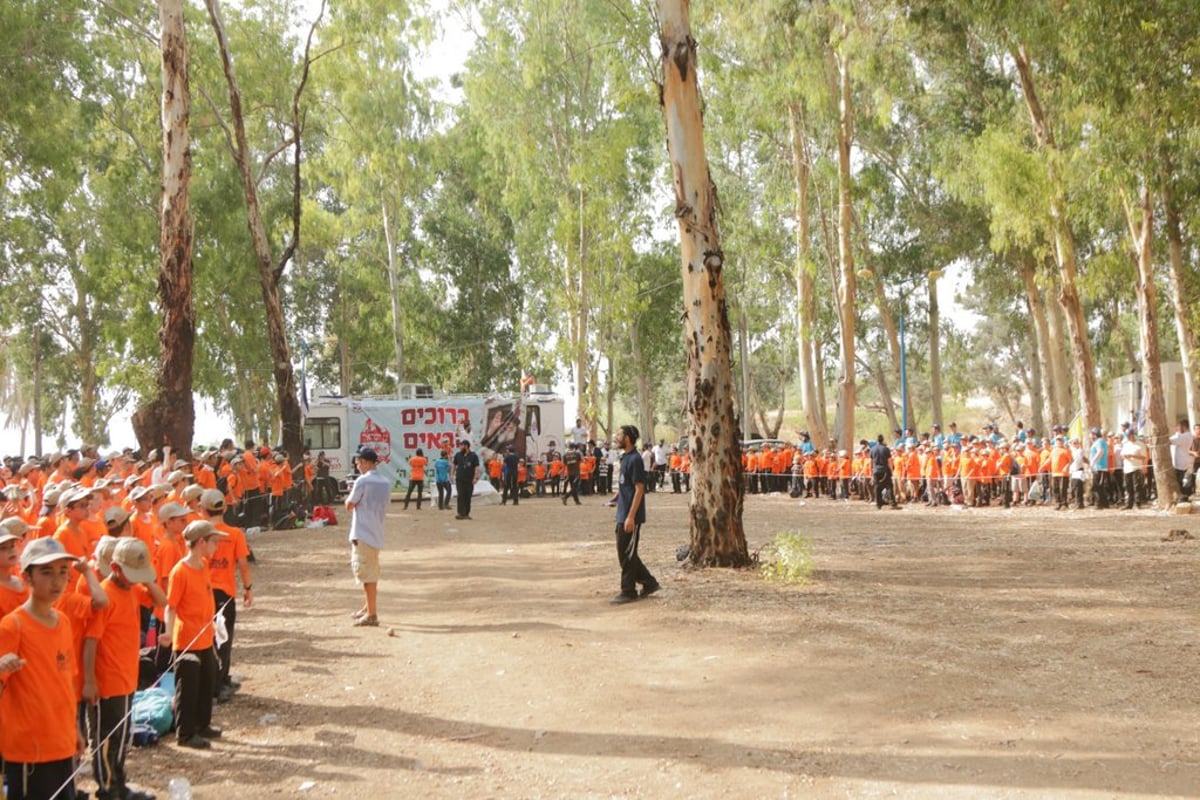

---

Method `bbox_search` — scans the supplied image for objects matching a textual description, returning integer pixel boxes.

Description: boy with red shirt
[0,538,87,800]
[166,520,227,749]
[82,539,166,800]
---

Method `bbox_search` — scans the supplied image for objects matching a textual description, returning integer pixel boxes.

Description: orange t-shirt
[0,578,30,618]
[194,467,217,491]
[0,607,79,763]
[53,521,90,559]
[167,560,216,652]
[130,514,162,551]
[53,590,95,701]
[409,456,427,483]
[85,578,150,699]
[209,522,250,597]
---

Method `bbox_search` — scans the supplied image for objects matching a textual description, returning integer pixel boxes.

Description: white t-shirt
[1168,430,1194,471]
[571,425,588,444]
[1120,439,1148,474]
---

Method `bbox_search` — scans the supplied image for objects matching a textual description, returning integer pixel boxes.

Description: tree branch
[275,0,327,283]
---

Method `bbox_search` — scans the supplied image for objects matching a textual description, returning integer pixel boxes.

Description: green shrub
[759,530,814,584]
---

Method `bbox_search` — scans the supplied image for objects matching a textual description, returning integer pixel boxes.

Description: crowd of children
[0,444,257,799]
[743,420,1199,510]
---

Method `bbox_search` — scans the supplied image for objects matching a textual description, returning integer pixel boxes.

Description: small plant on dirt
[759,530,814,584]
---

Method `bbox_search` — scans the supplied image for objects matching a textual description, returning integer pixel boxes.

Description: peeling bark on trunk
[658,0,747,567]
[382,200,405,390]
[928,271,943,429]
[789,102,828,445]
[1019,256,1052,431]
[1123,185,1179,507]
[1162,180,1200,425]
[1012,45,1101,428]
[135,0,195,455]
[833,48,857,451]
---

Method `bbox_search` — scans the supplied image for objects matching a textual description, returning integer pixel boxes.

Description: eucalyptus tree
[659,0,748,567]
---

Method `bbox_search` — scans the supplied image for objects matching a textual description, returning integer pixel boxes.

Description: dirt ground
[125,488,1200,799]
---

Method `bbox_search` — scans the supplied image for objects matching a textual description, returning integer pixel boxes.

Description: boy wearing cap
[610,425,659,605]
[0,519,31,618]
[199,489,253,702]
[166,520,228,749]
[83,538,166,800]
[346,448,390,626]
[0,538,87,800]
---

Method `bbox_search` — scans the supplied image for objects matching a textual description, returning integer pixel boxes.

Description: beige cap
[199,489,227,513]
[93,535,120,579]
[112,538,156,583]
[183,520,228,544]
[180,484,205,503]
[104,506,132,531]
[157,502,191,523]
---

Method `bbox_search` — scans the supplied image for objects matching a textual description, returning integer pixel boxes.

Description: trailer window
[303,417,341,450]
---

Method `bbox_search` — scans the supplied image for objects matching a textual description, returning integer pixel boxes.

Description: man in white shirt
[1119,431,1149,509]
[571,418,588,445]
[1168,420,1194,499]
[345,447,392,627]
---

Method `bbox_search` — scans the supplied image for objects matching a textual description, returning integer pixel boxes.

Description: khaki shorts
[350,541,381,584]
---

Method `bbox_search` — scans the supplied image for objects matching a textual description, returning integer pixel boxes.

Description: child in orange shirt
[82,538,166,800]
[0,538,87,800]
[165,520,228,749]
[403,449,427,511]
[1,518,32,619]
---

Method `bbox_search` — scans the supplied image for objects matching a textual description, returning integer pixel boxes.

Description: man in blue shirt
[610,424,659,605]
[433,449,452,510]
[1088,428,1110,509]
[345,447,392,627]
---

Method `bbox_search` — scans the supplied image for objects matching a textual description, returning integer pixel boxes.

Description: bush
[759,530,814,584]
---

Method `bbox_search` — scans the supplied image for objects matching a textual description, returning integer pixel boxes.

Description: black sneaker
[640,583,661,598]
[199,726,223,739]
[610,593,638,605]
[178,735,211,749]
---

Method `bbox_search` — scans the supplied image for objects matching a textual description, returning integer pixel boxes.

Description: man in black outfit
[870,434,898,510]
[500,446,520,505]
[610,424,659,605]
[453,440,480,519]
[561,444,582,505]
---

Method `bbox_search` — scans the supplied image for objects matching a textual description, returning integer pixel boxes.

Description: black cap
[356,447,379,462]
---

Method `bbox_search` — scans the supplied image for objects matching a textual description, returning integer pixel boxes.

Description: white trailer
[302,388,566,490]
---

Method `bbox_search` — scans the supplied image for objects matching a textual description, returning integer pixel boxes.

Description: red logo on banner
[360,417,392,463]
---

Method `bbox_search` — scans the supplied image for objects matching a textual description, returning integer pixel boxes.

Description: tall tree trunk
[1019,255,1053,432]
[629,321,654,450]
[382,199,405,391]
[205,0,321,462]
[659,0,747,567]
[1123,184,1179,507]
[134,0,195,456]
[832,47,857,451]
[928,270,944,429]
[1162,179,1200,425]
[871,354,900,435]
[1012,44,1101,428]
[1045,283,1074,422]
[789,102,828,445]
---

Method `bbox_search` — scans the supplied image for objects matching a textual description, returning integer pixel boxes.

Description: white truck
[302,386,567,491]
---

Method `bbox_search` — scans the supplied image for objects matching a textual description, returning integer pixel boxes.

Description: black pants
[1092,471,1109,508]
[4,758,76,800]
[436,480,451,509]
[174,647,217,741]
[404,479,424,509]
[562,475,581,505]
[89,693,132,799]
[243,488,268,527]
[874,471,895,508]
[615,523,656,597]
[1124,471,1143,508]
[213,590,237,691]
[455,475,474,517]
[501,473,519,505]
